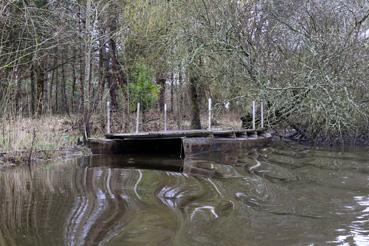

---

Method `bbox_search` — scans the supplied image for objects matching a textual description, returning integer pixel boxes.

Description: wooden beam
[106,129,264,140]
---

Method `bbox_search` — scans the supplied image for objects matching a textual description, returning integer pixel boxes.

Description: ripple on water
[0,144,368,245]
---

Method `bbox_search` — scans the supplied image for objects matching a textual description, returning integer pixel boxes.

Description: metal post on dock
[136,103,140,133]
[252,101,256,130]
[164,104,167,132]
[208,98,212,130]
[106,101,111,134]
[260,101,264,129]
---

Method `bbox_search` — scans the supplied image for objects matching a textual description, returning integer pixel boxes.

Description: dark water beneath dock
[1,143,369,245]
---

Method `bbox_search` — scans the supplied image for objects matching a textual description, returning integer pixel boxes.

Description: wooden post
[106,101,111,134]
[252,101,256,130]
[136,103,140,133]
[164,103,167,131]
[208,98,212,130]
[260,101,264,129]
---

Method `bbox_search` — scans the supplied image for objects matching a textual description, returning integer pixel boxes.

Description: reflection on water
[0,144,369,245]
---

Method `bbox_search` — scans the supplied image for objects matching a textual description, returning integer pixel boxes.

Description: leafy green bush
[128,63,160,111]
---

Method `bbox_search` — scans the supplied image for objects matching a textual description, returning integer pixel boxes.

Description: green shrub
[128,63,160,111]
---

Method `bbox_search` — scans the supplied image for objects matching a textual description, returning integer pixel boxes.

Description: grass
[0,116,80,153]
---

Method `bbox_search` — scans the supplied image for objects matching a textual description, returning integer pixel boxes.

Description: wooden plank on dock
[105,129,262,140]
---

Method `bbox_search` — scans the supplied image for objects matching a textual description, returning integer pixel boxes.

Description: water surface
[1,143,369,245]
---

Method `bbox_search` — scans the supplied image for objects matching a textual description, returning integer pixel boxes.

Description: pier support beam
[164,104,167,131]
[260,101,264,128]
[252,101,256,130]
[106,101,111,134]
[136,103,140,133]
[208,98,212,130]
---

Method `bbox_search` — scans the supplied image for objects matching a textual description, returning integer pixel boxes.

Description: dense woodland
[1,0,369,145]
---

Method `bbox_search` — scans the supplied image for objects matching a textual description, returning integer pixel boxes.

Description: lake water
[1,143,369,245]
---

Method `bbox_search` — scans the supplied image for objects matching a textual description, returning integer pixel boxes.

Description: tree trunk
[109,35,127,86]
[48,54,56,114]
[189,70,201,129]
[107,11,129,131]
[71,51,77,113]
[98,41,105,102]
[35,63,45,116]
[78,4,85,115]
[108,38,120,110]
[170,73,174,112]
[61,51,69,115]
[61,55,66,114]
[15,69,21,115]
[43,67,49,115]
[48,68,54,114]
[82,0,92,141]
[157,74,166,112]
[105,47,117,110]
[176,70,183,129]
[79,49,85,114]
[30,65,36,117]
[55,64,59,113]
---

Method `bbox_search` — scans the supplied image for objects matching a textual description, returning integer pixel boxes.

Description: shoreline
[0,146,91,169]
[2,136,368,170]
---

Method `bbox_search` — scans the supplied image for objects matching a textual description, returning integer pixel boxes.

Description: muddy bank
[0,146,91,168]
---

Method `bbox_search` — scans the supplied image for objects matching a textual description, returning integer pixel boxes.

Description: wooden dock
[105,129,265,140]
[89,98,272,158]
[89,128,272,158]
